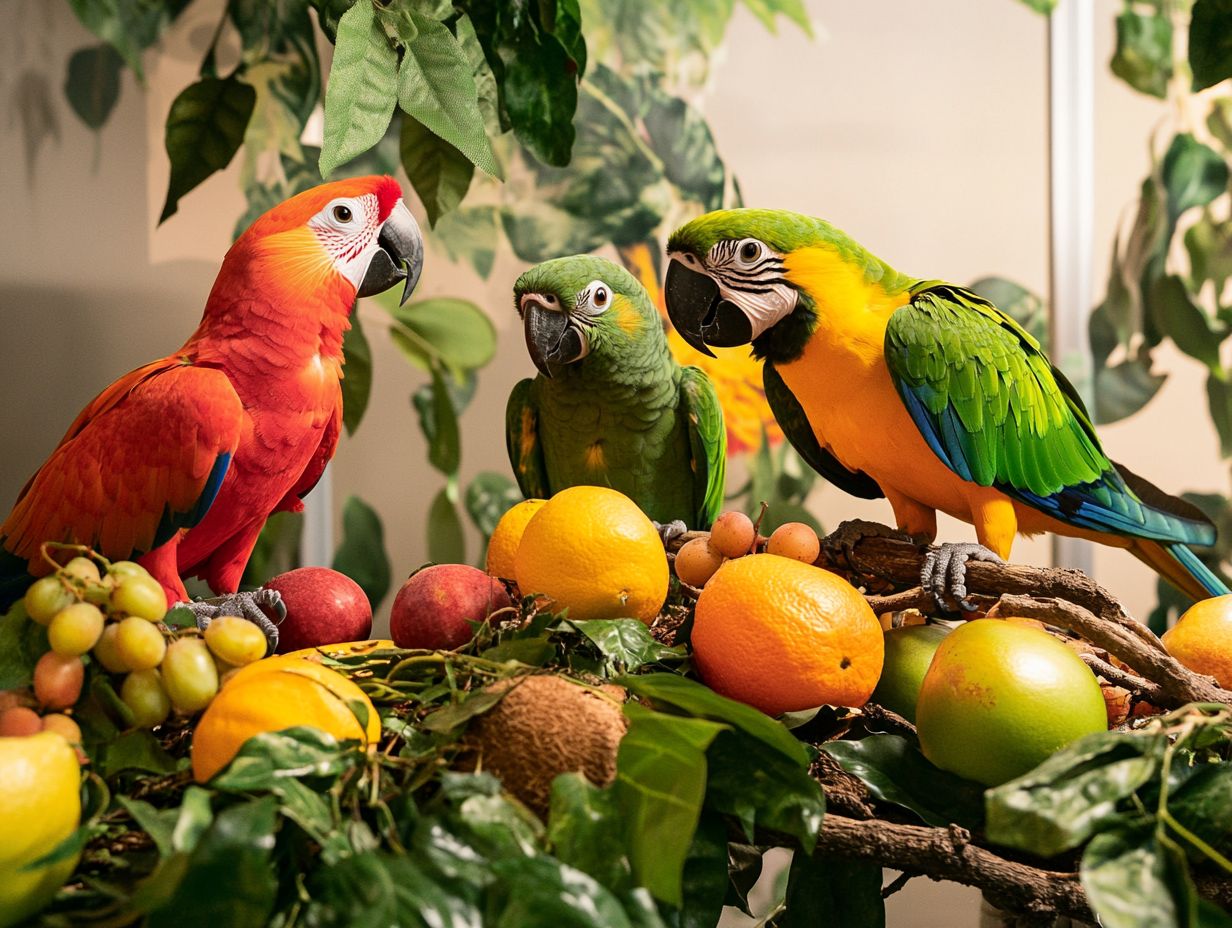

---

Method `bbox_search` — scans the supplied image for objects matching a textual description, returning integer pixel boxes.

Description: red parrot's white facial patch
[309,193,384,290]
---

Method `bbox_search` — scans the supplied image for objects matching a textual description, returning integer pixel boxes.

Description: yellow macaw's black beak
[522,297,586,378]
[358,200,424,305]
[664,260,753,357]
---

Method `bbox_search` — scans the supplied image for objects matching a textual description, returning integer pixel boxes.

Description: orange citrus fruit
[191,655,380,783]
[916,619,1108,786]
[515,486,668,623]
[0,732,81,927]
[486,499,547,580]
[1162,594,1232,688]
[691,554,884,715]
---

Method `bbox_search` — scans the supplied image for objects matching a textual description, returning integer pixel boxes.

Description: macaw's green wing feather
[505,379,550,500]
[763,362,884,500]
[679,366,727,529]
[884,283,1214,546]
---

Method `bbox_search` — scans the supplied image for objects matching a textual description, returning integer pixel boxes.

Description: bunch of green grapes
[1,553,267,738]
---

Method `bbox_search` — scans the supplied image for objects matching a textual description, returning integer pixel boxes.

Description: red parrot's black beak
[359,200,424,305]
[664,258,753,356]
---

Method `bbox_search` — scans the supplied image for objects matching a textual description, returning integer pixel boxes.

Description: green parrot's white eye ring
[577,279,612,315]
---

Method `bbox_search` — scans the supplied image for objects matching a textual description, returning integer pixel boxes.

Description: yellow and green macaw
[664,209,1226,606]
[507,255,726,530]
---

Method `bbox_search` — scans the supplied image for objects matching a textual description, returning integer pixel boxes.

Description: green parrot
[506,255,726,530]
[663,208,1227,607]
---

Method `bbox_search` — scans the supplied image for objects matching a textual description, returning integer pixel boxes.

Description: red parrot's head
[232,175,424,306]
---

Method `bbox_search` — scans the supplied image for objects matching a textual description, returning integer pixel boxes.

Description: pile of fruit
[2,490,1231,926]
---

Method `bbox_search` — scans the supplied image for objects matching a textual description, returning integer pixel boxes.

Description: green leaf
[970,276,1049,348]
[417,366,461,476]
[0,601,48,690]
[1169,762,1232,860]
[64,43,123,129]
[643,91,725,211]
[1015,0,1056,11]
[1207,374,1232,457]
[332,494,392,609]
[618,673,809,767]
[1081,827,1200,928]
[780,852,885,928]
[1110,8,1172,98]
[985,730,1167,857]
[383,296,498,375]
[464,471,523,538]
[400,115,474,227]
[427,487,467,565]
[118,795,179,858]
[307,851,483,928]
[159,76,256,223]
[487,854,639,927]
[1094,353,1167,424]
[822,734,984,830]
[397,11,502,179]
[66,0,190,79]
[146,797,280,928]
[569,620,684,673]
[1186,212,1232,298]
[1162,134,1229,227]
[613,703,726,906]
[99,728,183,778]
[432,205,500,279]
[548,772,634,892]
[741,0,814,36]
[211,726,355,790]
[453,13,501,133]
[341,306,372,435]
[1149,274,1224,371]
[480,636,557,665]
[1190,0,1232,91]
[319,0,398,177]
[665,812,729,928]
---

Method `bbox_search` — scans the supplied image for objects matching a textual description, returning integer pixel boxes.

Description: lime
[870,624,951,723]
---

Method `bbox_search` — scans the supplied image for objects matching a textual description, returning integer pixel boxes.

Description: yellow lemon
[486,499,547,580]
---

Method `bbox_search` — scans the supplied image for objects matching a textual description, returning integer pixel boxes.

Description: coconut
[468,674,627,817]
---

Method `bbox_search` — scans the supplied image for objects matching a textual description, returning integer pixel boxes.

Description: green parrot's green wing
[884,283,1213,544]
[763,362,884,500]
[505,379,550,500]
[679,366,727,529]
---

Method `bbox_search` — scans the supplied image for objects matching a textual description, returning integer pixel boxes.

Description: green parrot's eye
[594,286,609,307]
[333,204,353,223]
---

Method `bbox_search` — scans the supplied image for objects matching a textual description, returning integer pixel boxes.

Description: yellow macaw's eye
[739,240,760,262]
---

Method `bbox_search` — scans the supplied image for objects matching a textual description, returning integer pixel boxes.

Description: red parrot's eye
[332,205,352,223]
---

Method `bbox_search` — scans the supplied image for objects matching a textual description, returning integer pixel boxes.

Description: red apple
[267,567,373,654]
[390,564,512,650]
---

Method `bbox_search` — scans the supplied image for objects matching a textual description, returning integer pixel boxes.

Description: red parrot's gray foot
[822,519,924,575]
[921,543,1004,613]
[654,520,689,546]
[181,588,284,655]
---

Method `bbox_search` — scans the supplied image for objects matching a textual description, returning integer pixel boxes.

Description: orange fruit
[916,619,1107,786]
[692,554,883,715]
[515,486,668,623]
[1162,594,1232,688]
[191,655,380,783]
[485,499,547,580]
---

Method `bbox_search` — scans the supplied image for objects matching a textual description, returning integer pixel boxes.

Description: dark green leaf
[465,472,523,539]
[320,0,398,177]
[419,366,461,476]
[421,683,512,733]
[0,601,47,690]
[159,76,256,222]
[1169,762,1232,859]
[985,731,1167,857]
[725,844,765,916]
[64,43,123,129]
[341,304,372,435]
[385,296,498,375]
[210,726,355,790]
[1015,0,1056,11]
[1186,212,1232,297]
[118,796,179,858]
[780,852,885,928]
[171,787,215,854]
[432,205,500,279]
[1190,0,1232,91]
[306,850,483,928]
[664,812,729,928]
[480,636,556,665]
[643,91,725,210]
[1148,274,1224,370]
[487,854,637,927]
[1094,354,1167,424]
[146,797,280,928]
[396,11,501,178]
[100,728,183,778]
[614,703,726,906]
[331,494,392,609]
[569,619,684,673]
[618,673,809,766]
[412,368,475,458]
[1162,133,1229,226]
[427,488,467,565]
[400,115,474,227]
[548,772,633,891]
[1111,8,1172,98]
[823,734,984,830]
[454,13,501,133]
[1207,373,1232,457]
[66,0,190,79]
[1081,827,1199,928]
[1210,97,1232,151]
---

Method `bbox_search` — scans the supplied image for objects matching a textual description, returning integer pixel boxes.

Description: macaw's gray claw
[178,588,284,655]
[920,543,1003,613]
[653,520,689,546]
[821,519,921,575]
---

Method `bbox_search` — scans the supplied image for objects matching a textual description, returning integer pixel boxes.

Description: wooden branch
[1079,652,1166,705]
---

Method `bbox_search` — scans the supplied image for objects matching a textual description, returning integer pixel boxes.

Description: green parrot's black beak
[358,200,424,305]
[522,298,586,378]
[664,260,753,356]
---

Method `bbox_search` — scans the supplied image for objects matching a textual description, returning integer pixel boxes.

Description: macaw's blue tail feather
[0,546,33,613]
[1129,539,1229,603]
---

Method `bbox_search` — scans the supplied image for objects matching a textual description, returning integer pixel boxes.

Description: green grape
[203,616,267,667]
[93,623,130,673]
[33,653,84,710]
[24,576,76,625]
[48,602,105,656]
[110,573,167,621]
[161,638,219,713]
[115,616,167,671]
[62,556,101,584]
[107,560,150,580]
[121,669,171,728]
